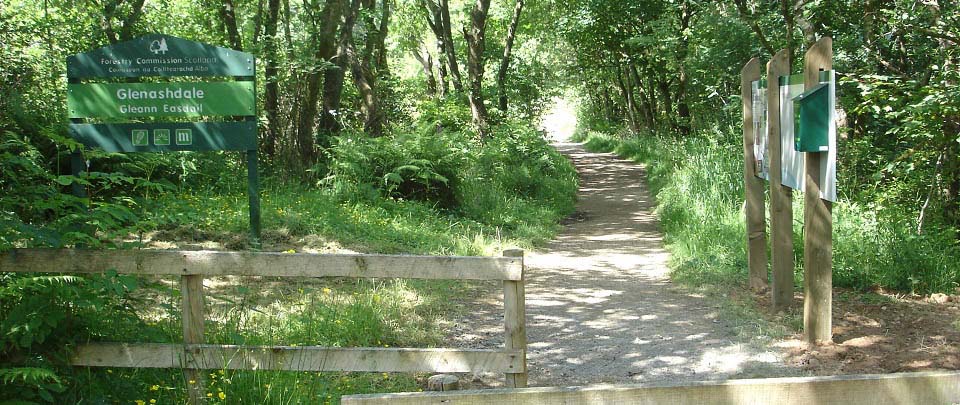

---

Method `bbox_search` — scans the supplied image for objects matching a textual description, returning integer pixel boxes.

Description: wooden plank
[71,343,526,373]
[502,249,527,388]
[0,249,522,281]
[341,371,960,405]
[181,275,206,404]
[741,57,768,291]
[767,49,795,311]
[802,37,833,344]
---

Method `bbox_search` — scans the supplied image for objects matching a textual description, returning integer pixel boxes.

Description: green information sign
[68,82,255,118]
[66,34,262,244]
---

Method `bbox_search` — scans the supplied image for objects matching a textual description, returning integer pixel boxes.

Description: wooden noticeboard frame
[741,37,836,345]
[66,34,261,245]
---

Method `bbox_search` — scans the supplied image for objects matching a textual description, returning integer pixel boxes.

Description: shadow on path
[450,142,800,387]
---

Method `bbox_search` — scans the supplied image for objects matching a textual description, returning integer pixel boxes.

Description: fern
[0,367,61,385]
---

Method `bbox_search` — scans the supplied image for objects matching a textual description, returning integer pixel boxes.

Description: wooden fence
[0,248,529,402]
[341,370,960,405]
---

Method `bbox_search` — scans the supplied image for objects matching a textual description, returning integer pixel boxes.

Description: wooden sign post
[802,37,834,344]
[767,49,794,310]
[741,58,769,292]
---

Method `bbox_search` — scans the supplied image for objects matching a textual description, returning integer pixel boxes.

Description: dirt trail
[451,141,802,387]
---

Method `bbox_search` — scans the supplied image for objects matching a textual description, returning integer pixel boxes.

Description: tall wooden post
[741,58,768,292]
[502,249,527,388]
[767,49,795,310]
[802,37,833,344]
[181,275,206,404]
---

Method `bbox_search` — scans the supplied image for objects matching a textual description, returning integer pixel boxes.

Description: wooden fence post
[182,275,206,404]
[802,37,833,344]
[741,58,768,292]
[502,249,527,388]
[767,49,795,310]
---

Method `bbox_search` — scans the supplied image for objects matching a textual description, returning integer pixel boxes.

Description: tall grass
[575,126,960,294]
[69,279,446,403]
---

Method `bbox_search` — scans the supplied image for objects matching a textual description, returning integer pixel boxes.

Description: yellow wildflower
[322,287,332,295]
[135,401,145,405]
[219,392,226,400]
[150,400,157,404]
[150,385,159,391]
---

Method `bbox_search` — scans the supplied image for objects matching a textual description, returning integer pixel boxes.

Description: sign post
[802,37,834,345]
[767,49,794,310]
[741,58,769,292]
[66,34,261,245]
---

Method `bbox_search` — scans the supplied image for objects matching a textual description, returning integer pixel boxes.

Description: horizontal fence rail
[73,343,525,373]
[0,248,523,280]
[0,248,528,403]
[341,370,960,405]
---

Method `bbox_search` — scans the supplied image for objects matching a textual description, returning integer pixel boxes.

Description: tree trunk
[412,44,438,96]
[440,0,464,92]
[422,0,447,95]
[263,0,282,158]
[675,0,694,135]
[781,0,794,66]
[282,0,294,58]
[437,51,449,96]
[296,0,342,166]
[657,76,675,130]
[629,64,655,128]
[793,1,819,48]
[318,0,356,139]
[219,0,243,51]
[497,0,524,112]
[375,0,391,77]
[615,66,639,133]
[463,0,492,138]
[254,0,265,42]
[344,0,385,136]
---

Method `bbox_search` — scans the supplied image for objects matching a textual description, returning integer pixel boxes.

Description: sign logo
[131,129,149,146]
[175,129,193,145]
[154,129,170,145]
[149,38,169,55]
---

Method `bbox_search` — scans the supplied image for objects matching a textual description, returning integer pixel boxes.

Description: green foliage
[0,367,64,403]
[324,106,577,238]
[0,271,145,403]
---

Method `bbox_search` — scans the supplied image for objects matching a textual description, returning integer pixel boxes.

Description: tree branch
[733,0,776,55]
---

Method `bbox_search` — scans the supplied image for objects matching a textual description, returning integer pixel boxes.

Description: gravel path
[450,141,801,388]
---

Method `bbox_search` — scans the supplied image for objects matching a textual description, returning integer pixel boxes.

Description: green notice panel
[68,82,255,118]
[67,34,254,78]
[69,122,256,152]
